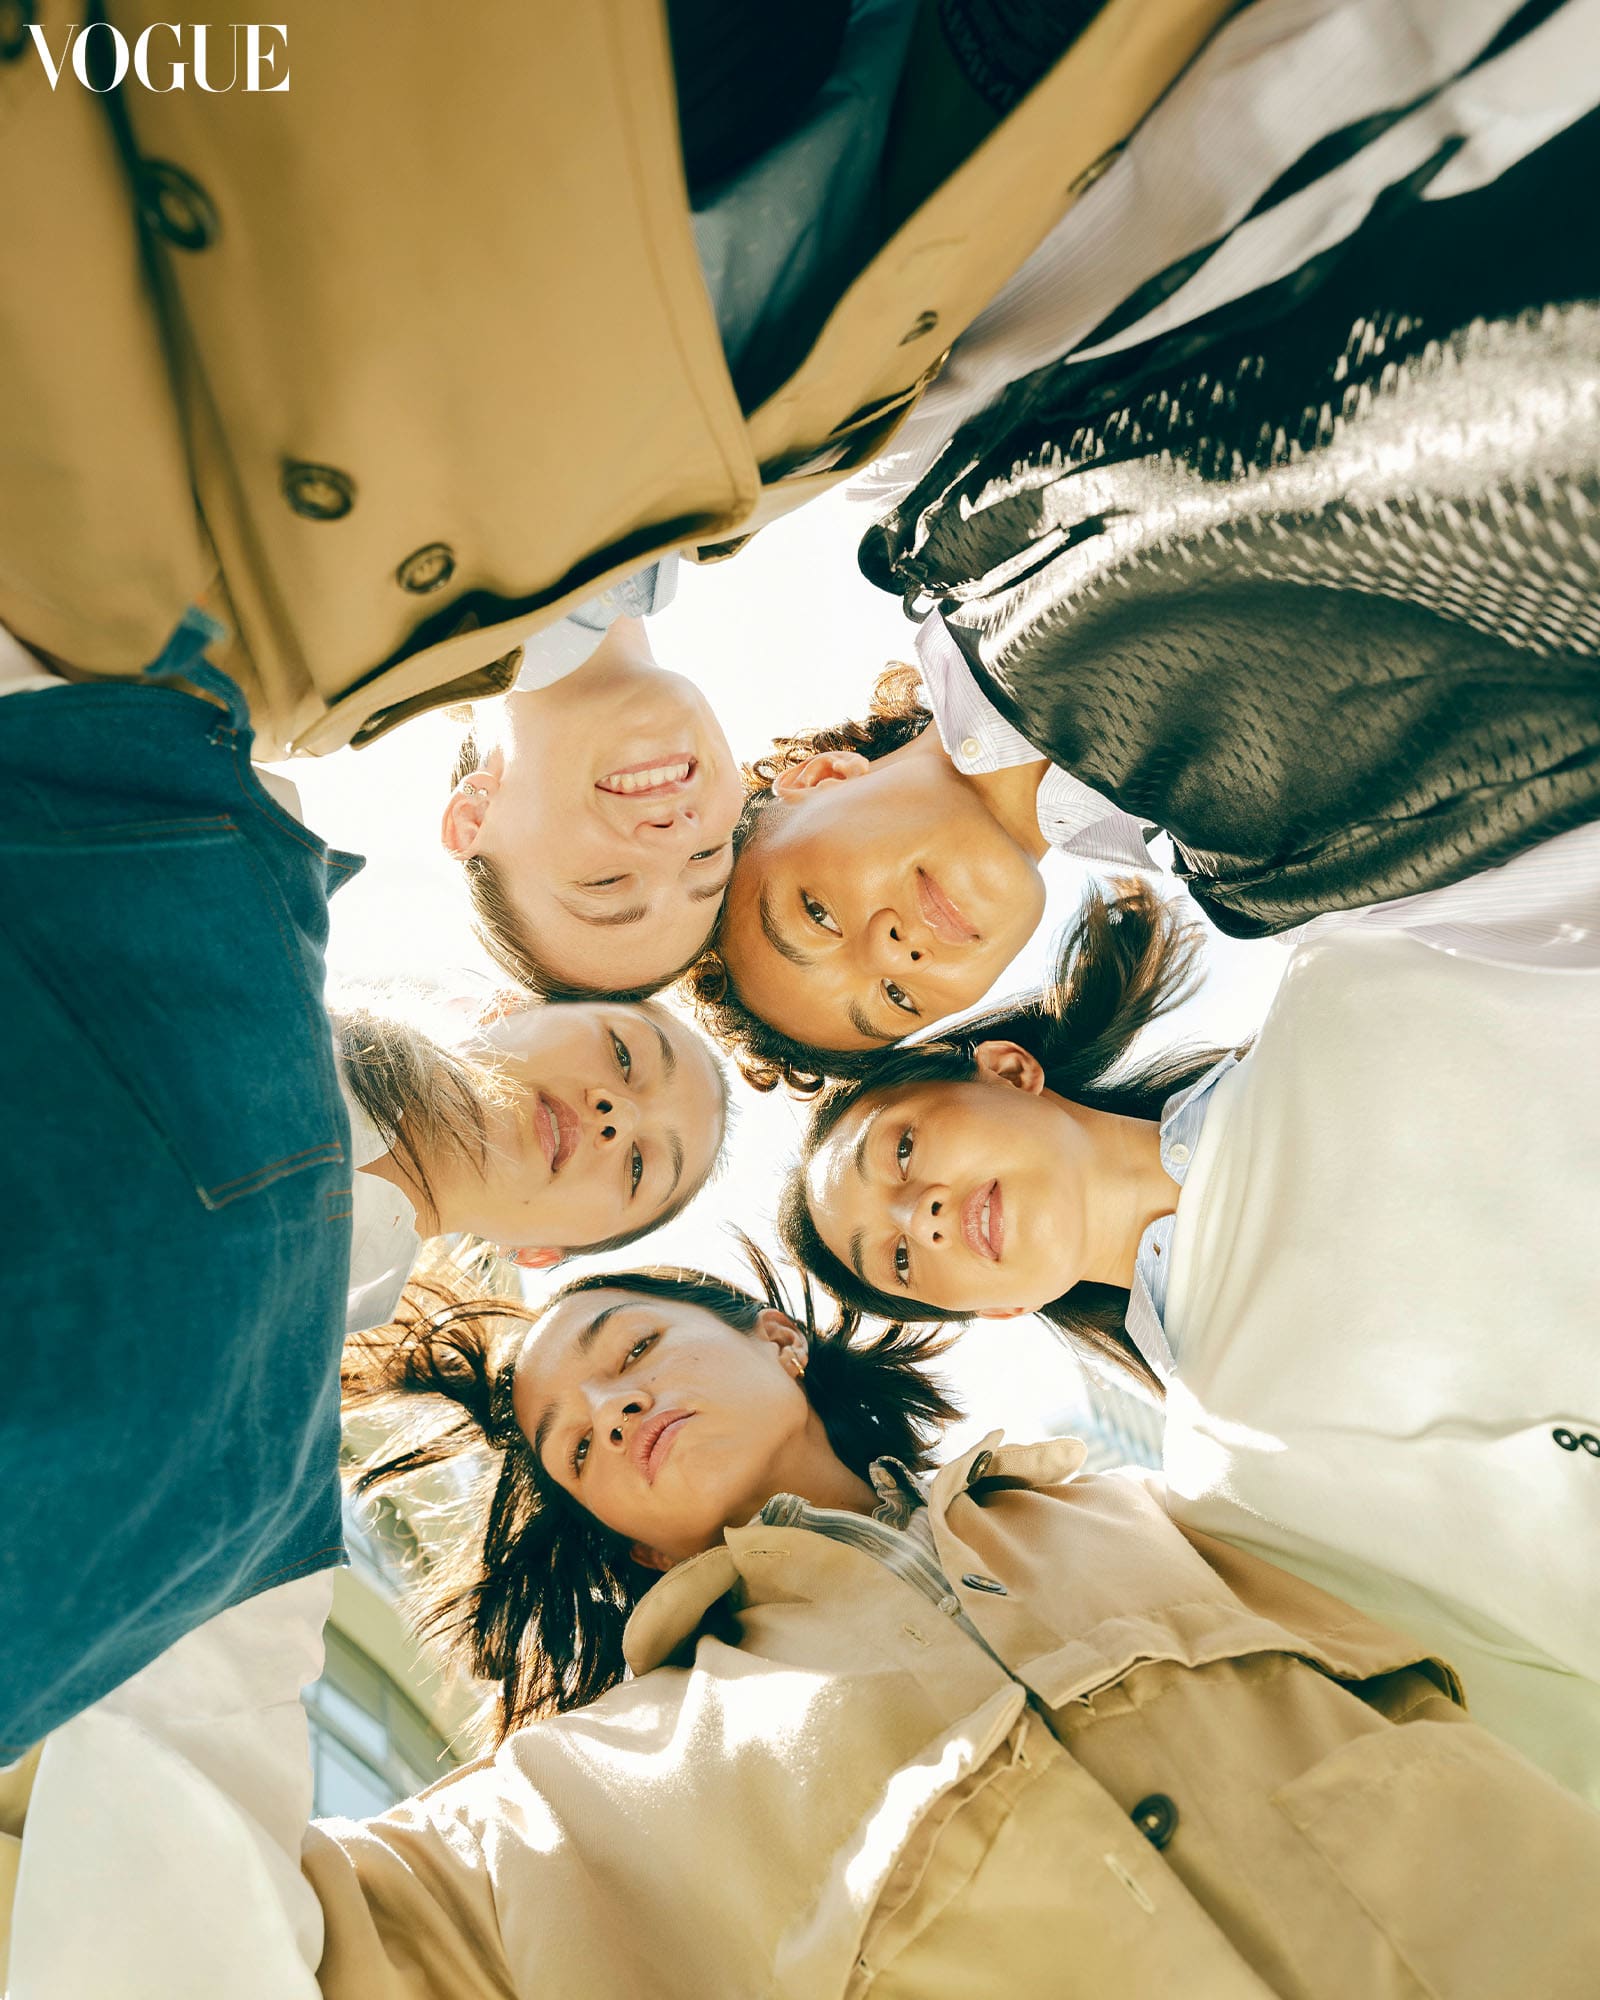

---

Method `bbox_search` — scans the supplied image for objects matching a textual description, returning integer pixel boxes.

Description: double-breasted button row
[1131,1793,1178,1849]
[961,1572,1006,1595]
[1553,1428,1600,1455]
[280,462,458,598]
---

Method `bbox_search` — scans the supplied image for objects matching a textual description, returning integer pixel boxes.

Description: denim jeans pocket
[0,814,346,1207]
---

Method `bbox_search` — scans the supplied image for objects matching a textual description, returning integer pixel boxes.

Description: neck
[359,1147,443,1238]
[1060,1100,1180,1290]
[892,724,1050,861]
[756,1409,879,1520]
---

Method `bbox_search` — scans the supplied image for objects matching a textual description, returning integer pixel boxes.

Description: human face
[447,627,744,991]
[717,741,1046,1053]
[453,1003,724,1253]
[805,1057,1093,1315]
[512,1289,819,1566]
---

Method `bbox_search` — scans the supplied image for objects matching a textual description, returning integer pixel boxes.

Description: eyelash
[629,1144,644,1198]
[691,844,726,864]
[609,1029,632,1080]
[884,981,917,1016]
[581,876,626,891]
[570,1334,657,1474]
[891,1128,914,1285]
[802,892,842,937]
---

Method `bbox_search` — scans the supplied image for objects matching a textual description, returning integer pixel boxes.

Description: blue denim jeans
[0,641,363,1752]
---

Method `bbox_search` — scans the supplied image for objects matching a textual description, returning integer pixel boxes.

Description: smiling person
[688,651,1154,1090]
[335,995,728,1333]
[442,607,745,1000]
[784,853,1600,1801]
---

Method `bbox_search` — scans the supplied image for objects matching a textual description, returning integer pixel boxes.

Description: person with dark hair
[19,1253,1600,1994]
[787,848,1600,1799]
[334,994,728,1330]
[689,649,1155,1091]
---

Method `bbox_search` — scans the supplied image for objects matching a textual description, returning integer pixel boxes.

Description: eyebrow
[691,866,735,905]
[649,1016,677,1077]
[757,884,814,968]
[559,897,649,928]
[846,998,898,1045]
[531,1303,631,1472]
[848,1229,868,1285]
[664,1131,685,1204]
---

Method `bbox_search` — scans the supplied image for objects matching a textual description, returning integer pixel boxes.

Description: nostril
[931,1200,942,1216]
[601,1124,616,1141]
[909,948,922,962]
[596,1097,612,1115]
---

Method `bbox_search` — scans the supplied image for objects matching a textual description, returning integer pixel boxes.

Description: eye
[801,893,842,937]
[893,1239,911,1285]
[622,1333,657,1367]
[690,844,726,863]
[629,1144,644,1197]
[571,1433,590,1475]
[896,1128,914,1177]
[884,981,918,1016]
[579,876,626,891]
[609,1029,632,1080]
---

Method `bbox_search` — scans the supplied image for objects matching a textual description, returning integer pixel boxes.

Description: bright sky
[278,486,1287,1456]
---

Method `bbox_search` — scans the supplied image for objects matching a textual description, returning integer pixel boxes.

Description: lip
[961,1179,1003,1261]
[633,1410,693,1483]
[534,1091,581,1173]
[915,867,979,946]
[595,754,697,801]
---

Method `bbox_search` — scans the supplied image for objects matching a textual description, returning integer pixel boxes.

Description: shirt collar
[1124,1053,1238,1384]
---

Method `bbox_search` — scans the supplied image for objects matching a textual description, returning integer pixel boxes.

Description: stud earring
[458,781,488,800]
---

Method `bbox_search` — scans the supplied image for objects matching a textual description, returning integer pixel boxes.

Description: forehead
[514,885,719,994]
[511,1289,646,1419]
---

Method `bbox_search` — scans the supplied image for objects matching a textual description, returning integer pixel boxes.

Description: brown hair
[777,880,1237,1394]
[449,729,707,1003]
[683,663,933,1093]
[344,1244,959,1738]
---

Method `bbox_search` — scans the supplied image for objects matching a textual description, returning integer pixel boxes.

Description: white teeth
[598,761,692,794]
[980,1196,993,1252]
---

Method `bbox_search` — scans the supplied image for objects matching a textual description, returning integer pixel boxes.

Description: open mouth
[634,1411,692,1483]
[534,1091,580,1173]
[916,867,979,946]
[961,1179,1002,1261]
[595,755,697,800]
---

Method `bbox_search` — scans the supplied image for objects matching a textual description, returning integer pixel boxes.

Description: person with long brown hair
[785,849,1600,1801]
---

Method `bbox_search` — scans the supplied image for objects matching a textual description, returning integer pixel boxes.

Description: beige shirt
[305,1439,1600,1999]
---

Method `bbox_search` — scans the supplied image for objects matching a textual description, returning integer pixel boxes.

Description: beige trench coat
[303,1437,1600,1998]
[0,0,1234,758]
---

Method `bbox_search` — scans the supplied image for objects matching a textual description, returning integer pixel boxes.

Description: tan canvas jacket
[302,1438,1600,1999]
[0,0,1235,758]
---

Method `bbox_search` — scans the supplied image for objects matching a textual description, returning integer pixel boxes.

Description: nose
[863,904,928,969]
[632,802,700,843]
[598,1388,654,1451]
[891,1181,950,1248]
[585,1086,639,1149]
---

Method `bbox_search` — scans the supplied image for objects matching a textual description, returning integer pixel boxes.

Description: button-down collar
[914,612,1153,871]
[1124,1053,1238,1385]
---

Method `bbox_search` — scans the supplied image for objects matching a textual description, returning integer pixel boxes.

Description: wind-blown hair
[343,1243,959,1739]
[449,729,705,1003]
[683,663,932,1093]
[777,880,1236,1394]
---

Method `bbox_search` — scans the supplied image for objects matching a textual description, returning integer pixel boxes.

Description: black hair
[344,1241,959,1738]
[777,880,1236,1393]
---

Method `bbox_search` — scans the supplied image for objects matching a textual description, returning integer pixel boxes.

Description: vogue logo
[28,21,289,92]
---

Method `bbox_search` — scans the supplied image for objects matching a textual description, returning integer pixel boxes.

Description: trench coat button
[397,542,456,594]
[137,162,220,252]
[961,1572,1006,1595]
[899,310,939,346]
[1553,1428,1580,1451]
[282,462,357,522]
[1131,1794,1178,1849]
[1582,1433,1600,1455]
[0,0,35,63]
[967,1451,993,1486]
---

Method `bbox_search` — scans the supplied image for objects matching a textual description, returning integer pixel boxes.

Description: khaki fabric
[302,1439,1600,1999]
[0,0,1235,758]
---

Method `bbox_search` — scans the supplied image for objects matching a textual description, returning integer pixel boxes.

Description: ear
[753,1308,809,1376]
[984,1305,1034,1321]
[771,750,871,800]
[971,1039,1046,1095]
[441,770,498,859]
[628,1542,676,1574]
[508,1246,565,1272]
